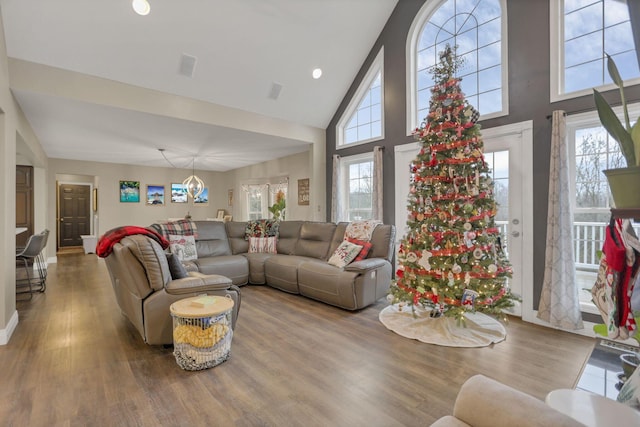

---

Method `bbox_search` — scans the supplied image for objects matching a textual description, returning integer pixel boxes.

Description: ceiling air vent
[179,54,197,78]
[268,82,283,100]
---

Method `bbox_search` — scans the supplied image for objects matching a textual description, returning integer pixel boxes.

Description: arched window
[337,48,384,148]
[550,0,640,100]
[407,0,507,132]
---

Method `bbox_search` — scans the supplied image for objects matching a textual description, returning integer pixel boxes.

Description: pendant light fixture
[132,0,151,16]
[183,158,205,199]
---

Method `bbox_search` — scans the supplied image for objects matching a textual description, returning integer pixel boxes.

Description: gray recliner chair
[104,234,241,345]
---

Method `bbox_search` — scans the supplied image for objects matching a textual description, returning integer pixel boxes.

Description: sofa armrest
[344,258,387,272]
[164,272,232,295]
[451,375,584,427]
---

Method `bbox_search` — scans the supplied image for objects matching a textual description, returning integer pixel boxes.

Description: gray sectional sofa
[152,220,396,310]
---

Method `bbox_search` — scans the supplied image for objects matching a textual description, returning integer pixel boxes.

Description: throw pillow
[328,240,363,268]
[347,238,372,261]
[169,234,198,261]
[248,236,277,254]
[166,253,189,280]
[244,219,280,239]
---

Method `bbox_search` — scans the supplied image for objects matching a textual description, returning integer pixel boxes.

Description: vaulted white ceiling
[2,0,397,171]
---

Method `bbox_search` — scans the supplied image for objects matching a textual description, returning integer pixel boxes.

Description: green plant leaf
[606,53,631,131]
[594,88,637,166]
[606,53,624,89]
[632,119,640,166]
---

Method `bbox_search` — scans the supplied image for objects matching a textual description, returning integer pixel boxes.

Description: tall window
[566,106,640,312]
[246,185,267,220]
[337,48,384,148]
[551,0,640,99]
[338,153,374,221]
[408,0,507,132]
[243,179,288,220]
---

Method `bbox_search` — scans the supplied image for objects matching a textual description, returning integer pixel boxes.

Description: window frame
[566,103,640,216]
[550,0,640,102]
[336,47,385,149]
[338,152,375,222]
[406,0,509,135]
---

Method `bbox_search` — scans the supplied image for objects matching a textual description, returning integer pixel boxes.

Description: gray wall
[325,0,640,315]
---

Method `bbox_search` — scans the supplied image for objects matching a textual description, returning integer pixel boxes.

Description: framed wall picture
[171,183,188,203]
[119,180,140,203]
[228,189,234,206]
[146,185,165,206]
[298,178,310,205]
[194,187,209,205]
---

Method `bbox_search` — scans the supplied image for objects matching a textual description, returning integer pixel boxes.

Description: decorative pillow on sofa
[347,238,372,261]
[166,253,189,279]
[248,236,277,254]
[169,234,198,261]
[328,240,363,268]
[245,219,280,240]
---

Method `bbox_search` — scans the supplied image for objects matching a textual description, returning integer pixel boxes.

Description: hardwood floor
[0,254,595,426]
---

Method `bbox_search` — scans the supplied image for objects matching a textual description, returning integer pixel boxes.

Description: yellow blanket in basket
[173,323,228,348]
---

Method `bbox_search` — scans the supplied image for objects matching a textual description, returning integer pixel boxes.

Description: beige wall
[46,149,323,259]
[0,12,48,342]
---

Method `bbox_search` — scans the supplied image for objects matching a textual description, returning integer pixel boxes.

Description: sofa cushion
[169,235,198,261]
[368,224,395,260]
[327,240,363,268]
[193,221,232,257]
[264,255,310,293]
[225,221,249,254]
[243,252,274,284]
[293,222,336,260]
[276,221,303,255]
[297,261,360,309]
[194,255,248,286]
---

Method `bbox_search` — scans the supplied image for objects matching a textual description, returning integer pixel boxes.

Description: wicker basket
[170,296,234,371]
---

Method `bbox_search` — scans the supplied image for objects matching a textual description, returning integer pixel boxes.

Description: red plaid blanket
[96,226,169,258]
[149,219,198,240]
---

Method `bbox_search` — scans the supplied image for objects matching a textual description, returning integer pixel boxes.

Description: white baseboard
[47,256,57,264]
[0,310,19,345]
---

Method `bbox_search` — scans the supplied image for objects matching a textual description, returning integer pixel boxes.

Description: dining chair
[16,229,49,299]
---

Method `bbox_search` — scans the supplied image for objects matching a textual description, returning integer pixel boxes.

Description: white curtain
[331,154,341,223]
[372,146,384,221]
[537,110,584,330]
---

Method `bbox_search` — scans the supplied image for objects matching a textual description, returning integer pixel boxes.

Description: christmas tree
[388,45,515,322]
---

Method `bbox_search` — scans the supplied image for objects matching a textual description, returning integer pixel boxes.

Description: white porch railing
[495,220,639,271]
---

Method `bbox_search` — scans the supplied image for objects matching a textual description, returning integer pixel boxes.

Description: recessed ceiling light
[312,68,323,79]
[132,0,151,16]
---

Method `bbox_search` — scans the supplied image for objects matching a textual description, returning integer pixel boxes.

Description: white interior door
[394,121,533,317]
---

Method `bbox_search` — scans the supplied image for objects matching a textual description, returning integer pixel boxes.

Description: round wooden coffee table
[170,295,234,371]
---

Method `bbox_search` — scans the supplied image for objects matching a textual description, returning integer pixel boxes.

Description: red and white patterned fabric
[344,220,382,242]
[248,236,277,254]
[152,219,198,240]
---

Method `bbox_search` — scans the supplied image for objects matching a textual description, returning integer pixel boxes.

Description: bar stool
[16,229,49,300]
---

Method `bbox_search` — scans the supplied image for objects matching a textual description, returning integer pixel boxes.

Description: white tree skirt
[379,304,507,348]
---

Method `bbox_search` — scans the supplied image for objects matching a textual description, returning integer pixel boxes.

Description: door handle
[511,231,520,237]
[60,218,64,222]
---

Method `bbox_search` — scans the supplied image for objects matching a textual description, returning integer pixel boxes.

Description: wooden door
[16,165,34,248]
[58,184,91,248]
